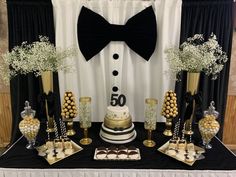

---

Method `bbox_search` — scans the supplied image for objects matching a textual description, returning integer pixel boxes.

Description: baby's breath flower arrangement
[0,36,76,84]
[165,33,228,80]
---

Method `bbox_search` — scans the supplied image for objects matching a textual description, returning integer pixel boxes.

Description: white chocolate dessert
[95,146,140,160]
[166,149,177,156]
[168,140,178,150]
[187,143,196,156]
[64,148,74,155]
[107,151,117,159]
[57,151,66,158]
[186,154,195,163]
[37,138,77,162]
[38,151,46,157]
[47,153,55,162]
[96,151,107,159]
[64,140,73,149]
[46,141,54,149]
[177,140,187,151]
[118,151,128,159]
[176,152,186,161]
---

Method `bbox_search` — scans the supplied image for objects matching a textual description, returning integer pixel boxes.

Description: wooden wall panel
[223,96,236,150]
[0,93,12,147]
[0,0,11,147]
[228,32,236,95]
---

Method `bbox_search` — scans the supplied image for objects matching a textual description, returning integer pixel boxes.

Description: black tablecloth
[0,122,236,169]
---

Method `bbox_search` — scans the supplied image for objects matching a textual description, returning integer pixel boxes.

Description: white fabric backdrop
[52,0,182,122]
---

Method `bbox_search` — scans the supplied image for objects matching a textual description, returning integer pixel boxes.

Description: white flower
[165,33,228,80]
[0,36,77,84]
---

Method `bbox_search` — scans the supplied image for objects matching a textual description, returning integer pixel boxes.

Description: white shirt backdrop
[52,0,182,122]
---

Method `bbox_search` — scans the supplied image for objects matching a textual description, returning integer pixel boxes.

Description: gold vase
[41,71,55,132]
[184,72,200,135]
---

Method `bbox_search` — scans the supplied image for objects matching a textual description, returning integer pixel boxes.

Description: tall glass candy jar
[79,97,92,145]
[198,101,220,149]
[143,98,158,147]
[19,101,40,149]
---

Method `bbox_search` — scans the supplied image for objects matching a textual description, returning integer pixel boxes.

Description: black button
[112,86,118,92]
[112,70,118,76]
[113,54,119,60]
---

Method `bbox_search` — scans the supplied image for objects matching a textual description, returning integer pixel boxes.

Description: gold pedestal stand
[65,119,76,136]
[163,118,173,136]
[143,129,156,147]
[80,128,92,145]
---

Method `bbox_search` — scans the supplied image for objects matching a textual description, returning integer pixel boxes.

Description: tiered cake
[100,105,136,144]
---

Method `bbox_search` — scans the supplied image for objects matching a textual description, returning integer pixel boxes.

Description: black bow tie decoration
[38,91,55,119]
[184,92,203,122]
[78,6,157,61]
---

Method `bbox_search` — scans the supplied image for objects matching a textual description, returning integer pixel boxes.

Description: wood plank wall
[223,96,236,150]
[224,20,236,149]
[0,92,12,147]
[0,0,11,147]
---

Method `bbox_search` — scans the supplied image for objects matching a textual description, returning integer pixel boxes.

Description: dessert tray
[36,139,83,165]
[158,140,205,166]
[94,146,141,161]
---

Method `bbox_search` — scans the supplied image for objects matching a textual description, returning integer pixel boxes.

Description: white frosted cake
[100,105,136,144]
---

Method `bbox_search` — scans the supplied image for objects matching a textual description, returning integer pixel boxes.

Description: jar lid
[204,101,219,118]
[20,101,36,118]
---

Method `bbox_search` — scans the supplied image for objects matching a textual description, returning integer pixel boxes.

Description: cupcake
[96,151,107,159]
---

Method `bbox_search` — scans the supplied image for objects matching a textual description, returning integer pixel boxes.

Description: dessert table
[0,122,236,177]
